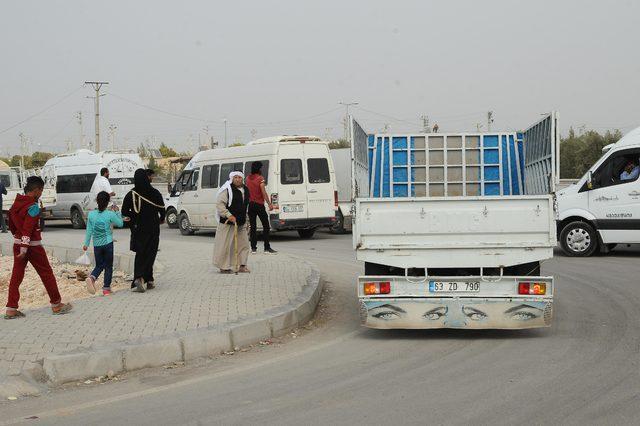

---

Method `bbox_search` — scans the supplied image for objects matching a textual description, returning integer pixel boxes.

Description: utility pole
[19,133,27,169]
[76,111,86,149]
[223,118,228,147]
[421,115,431,133]
[487,111,494,132]
[339,101,358,141]
[108,124,117,150]
[85,81,109,152]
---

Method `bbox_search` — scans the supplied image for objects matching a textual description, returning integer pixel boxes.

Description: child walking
[83,191,124,296]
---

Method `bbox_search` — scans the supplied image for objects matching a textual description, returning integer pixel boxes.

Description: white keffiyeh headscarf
[215,171,244,222]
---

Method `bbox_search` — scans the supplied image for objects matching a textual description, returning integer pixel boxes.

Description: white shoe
[86,275,97,294]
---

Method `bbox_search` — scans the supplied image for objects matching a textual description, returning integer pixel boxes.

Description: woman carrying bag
[122,169,166,293]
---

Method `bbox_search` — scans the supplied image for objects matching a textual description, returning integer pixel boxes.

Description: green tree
[229,143,244,147]
[159,143,178,158]
[148,156,159,173]
[560,128,622,179]
[30,151,53,167]
[328,139,350,149]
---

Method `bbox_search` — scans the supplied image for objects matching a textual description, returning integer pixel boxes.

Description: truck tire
[70,208,86,229]
[560,220,598,257]
[178,212,195,236]
[297,228,316,239]
[166,207,178,229]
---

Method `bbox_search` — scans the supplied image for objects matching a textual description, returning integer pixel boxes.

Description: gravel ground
[0,253,128,309]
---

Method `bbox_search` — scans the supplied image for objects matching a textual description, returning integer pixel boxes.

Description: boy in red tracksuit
[4,176,72,319]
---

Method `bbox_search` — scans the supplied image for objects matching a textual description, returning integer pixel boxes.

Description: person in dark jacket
[213,171,250,273]
[122,169,165,292]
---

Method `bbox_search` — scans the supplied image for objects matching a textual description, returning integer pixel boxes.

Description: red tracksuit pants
[6,244,61,309]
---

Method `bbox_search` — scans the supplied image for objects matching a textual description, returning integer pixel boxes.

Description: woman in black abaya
[122,168,166,292]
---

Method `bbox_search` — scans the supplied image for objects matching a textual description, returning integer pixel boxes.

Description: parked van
[1,162,56,222]
[557,126,640,256]
[177,136,337,238]
[164,152,202,228]
[44,149,144,228]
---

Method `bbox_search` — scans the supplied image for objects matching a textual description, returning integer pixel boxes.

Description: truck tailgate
[354,196,555,268]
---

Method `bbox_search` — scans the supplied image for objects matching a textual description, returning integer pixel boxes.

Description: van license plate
[282,204,304,213]
[429,281,480,293]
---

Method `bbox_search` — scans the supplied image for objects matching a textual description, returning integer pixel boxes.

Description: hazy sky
[1,0,639,155]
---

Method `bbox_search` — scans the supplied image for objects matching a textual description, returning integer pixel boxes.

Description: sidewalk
[0,232,321,392]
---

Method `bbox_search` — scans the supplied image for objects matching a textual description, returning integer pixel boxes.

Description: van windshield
[307,158,330,183]
[0,173,10,188]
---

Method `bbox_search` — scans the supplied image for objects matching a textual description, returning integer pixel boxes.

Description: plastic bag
[74,252,91,266]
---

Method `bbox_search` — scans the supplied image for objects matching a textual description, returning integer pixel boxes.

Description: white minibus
[44,149,144,228]
[177,136,337,238]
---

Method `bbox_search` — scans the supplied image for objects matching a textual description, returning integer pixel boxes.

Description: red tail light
[364,281,391,295]
[518,282,546,295]
[334,190,339,208]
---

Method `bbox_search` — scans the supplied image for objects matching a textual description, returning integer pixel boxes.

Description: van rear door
[303,143,335,220]
[278,144,308,221]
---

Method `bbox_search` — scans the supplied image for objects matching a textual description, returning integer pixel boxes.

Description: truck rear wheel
[297,228,316,239]
[70,208,85,229]
[560,221,598,257]
[166,208,178,229]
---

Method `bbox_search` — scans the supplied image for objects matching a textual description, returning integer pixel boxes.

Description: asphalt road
[2,223,639,425]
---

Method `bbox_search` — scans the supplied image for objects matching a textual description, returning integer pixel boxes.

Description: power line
[0,85,84,135]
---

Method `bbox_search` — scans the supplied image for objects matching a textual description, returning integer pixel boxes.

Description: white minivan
[177,136,337,239]
[557,126,640,256]
[44,149,144,228]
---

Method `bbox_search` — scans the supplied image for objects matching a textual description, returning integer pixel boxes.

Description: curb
[1,248,322,389]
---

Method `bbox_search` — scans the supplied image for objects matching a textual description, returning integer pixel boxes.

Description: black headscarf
[132,168,164,206]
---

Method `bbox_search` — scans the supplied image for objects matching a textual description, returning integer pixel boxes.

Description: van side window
[184,169,199,191]
[281,159,303,184]
[202,164,220,189]
[591,149,640,189]
[307,158,330,183]
[56,173,97,193]
[220,163,243,183]
[244,160,270,184]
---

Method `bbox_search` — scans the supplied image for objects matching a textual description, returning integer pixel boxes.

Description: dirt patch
[0,253,129,309]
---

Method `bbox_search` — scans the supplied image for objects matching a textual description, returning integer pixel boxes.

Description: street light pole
[223,118,228,147]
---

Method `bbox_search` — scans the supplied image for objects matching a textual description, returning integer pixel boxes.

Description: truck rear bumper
[359,297,552,330]
[270,215,335,231]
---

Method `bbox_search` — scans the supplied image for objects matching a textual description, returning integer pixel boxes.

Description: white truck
[351,113,558,330]
[329,147,352,233]
[557,126,640,256]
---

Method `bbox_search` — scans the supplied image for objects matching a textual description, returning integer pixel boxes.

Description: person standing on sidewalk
[4,176,72,319]
[213,171,251,273]
[0,179,7,233]
[82,191,125,296]
[245,161,277,255]
[122,169,165,292]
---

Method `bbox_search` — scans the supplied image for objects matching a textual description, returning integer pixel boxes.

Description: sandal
[4,310,26,320]
[219,269,232,274]
[52,303,73,315]
[238,266,250,273]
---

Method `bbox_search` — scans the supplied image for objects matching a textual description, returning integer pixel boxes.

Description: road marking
[1,329,362,425]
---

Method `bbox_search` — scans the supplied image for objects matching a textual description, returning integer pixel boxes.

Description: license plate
[282,204,304,213]
[429,281,480,293]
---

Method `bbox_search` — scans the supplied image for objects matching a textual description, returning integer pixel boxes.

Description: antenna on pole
[339,101,358,142]
[487,111,494,132]
[84,81,109,152]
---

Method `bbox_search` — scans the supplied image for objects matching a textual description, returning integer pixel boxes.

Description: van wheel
[166,208,178,229]
[70,208,86,229]
[560,221,598,257]
[331,211,346,234]
[297,228,316,239]
[179,213,195,236]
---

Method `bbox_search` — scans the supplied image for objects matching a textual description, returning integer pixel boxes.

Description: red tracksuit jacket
[8,194,42,247]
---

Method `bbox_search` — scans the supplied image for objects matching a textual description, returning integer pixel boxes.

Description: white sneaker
[86,275,97,295]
